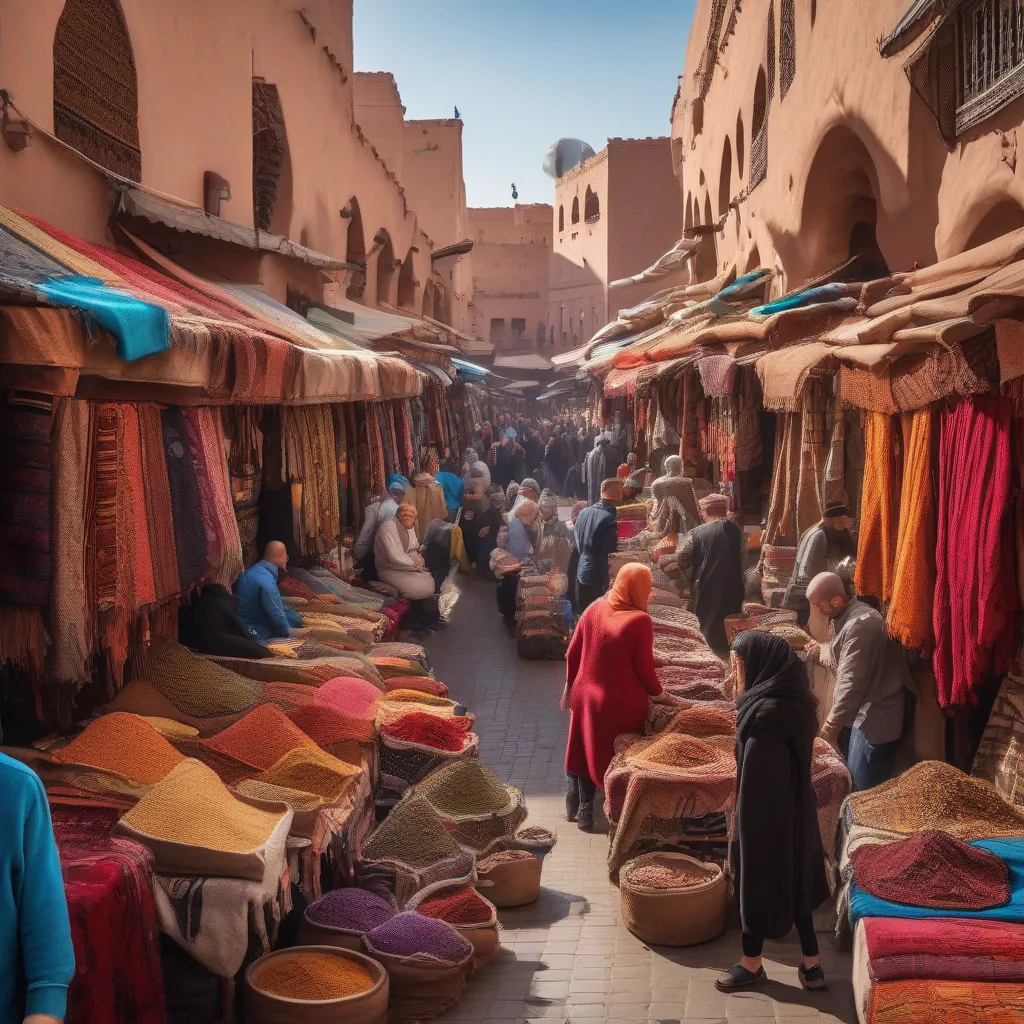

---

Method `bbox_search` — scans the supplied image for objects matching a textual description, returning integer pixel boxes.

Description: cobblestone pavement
[426,577,857,1024]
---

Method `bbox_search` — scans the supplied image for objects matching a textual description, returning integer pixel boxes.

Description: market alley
[426,579,857,1024]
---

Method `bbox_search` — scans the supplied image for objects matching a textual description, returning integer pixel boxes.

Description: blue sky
[353,0,696,209]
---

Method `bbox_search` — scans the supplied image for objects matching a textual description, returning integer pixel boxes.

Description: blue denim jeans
[847,726,899,791]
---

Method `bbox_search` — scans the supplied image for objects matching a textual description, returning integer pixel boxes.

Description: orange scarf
[606,563,652,612]
[854,412,902,602]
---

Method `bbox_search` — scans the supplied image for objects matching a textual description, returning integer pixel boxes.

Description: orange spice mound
[261,682,319,708]
[204,704,316,770]
[51,712,185,784]
[286,702,373,746]
[252,952,375,1001]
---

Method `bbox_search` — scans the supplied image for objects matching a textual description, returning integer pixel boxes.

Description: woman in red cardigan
[560,563,663,830]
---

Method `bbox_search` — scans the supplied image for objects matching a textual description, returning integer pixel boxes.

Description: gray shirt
[785,524,829,611]
[824,598,907,744]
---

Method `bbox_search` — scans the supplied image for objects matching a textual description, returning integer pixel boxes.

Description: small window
[511,317,527,338]
[489,318,507,345]
[571,197,580,224]
[558,205,565,232]
[584,186,600,222]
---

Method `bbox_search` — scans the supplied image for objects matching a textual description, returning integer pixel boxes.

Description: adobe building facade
[674,0,1024,293]
[0,0,468,322]
[466,204,553,353]
[550,137,682,348]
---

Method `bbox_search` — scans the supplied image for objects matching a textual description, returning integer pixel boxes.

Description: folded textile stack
[760,544,797,606]
[515,571,570,660]
[843,761,1024,1022]
[617,501,650,542]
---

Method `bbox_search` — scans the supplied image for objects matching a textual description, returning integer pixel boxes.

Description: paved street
[426,579,857,1024]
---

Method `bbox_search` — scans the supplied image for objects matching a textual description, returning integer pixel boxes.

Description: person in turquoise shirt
[434,471,464,515]
[0,751,75,1023]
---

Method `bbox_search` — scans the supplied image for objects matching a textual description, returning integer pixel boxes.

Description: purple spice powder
[305,887,396,933]
[366,912,472,963]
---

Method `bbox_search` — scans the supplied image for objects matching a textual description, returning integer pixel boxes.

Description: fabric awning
[756,342,836,410]
[609,236,702,289]
[493,353,553,371]
[878,0,952,57]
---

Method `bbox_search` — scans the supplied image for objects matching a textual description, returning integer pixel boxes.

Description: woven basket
[406,880,501,971]
[295,917,365,953]
[490,825,558,859]
[619,852,727,947]
[476,853,543,908]
[361,938,471,1021]
[244,945,388,1024]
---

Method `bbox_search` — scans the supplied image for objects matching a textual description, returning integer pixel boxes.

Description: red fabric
[564,599,663,786]
[864,916,1024,963]
[52,805,166,1024]
[933,396,1017,707]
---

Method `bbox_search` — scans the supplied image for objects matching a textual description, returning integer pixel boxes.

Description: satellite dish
[542,138,597,179]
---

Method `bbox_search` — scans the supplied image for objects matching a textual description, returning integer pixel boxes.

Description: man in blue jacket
[573,477,622,611]
[234,540,304,644]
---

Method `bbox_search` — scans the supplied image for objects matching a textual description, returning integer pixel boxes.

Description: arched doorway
[376,230,396,306]
[53,0,141,180]
[736,112,746,179]
[799,124,890,281]
[684,193,694,230]
[718,137,733,217]
[345,197,366,300]
[397,252,416,310]
[422,280,435,319]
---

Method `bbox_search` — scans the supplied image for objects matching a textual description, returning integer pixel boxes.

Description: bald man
[234,541,304,644]
[806,572,907,790]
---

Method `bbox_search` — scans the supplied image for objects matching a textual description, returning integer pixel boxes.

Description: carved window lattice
[571,197,580,225]
[584,186,600,222]
[780,0,796,99]
[252,80,287,232]
[955,0,1024,134]
[53,0,141,181]
[767,1,777,100]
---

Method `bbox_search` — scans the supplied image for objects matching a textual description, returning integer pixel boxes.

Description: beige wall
[0,0,437,308]
[676,0,1024,292]
[468,205,552,352]
[550,138,682,344]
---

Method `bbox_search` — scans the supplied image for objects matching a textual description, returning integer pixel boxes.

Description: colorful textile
[138,404,180,603]
[52,805,166,1024]
[863,917,1024,982]
[868,978,1024,1022]
[850,839,1024,926]
[973,674,1024,807]
[887,409,935,651]
[161,408,207,591]
[39,275,169,361]
[49,399,92,685]
[0,394,53,605]
[851,830,1010,910]
[933,396,1016,707]
[854,412,901,603]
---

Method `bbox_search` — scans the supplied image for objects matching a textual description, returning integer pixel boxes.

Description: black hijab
[733,631,818,751]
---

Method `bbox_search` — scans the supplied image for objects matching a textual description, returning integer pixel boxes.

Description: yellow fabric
[854,412,902,602]
[450,525,471,572]
[887,409,936,651]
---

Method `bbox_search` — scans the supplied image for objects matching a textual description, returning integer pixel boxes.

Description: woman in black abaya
[716,631,830,993]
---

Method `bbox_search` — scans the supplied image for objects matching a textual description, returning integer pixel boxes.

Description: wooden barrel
[244,946,388,1024]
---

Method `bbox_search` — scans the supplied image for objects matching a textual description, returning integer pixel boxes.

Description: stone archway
[376,230,396,306]
[397,251,416,310]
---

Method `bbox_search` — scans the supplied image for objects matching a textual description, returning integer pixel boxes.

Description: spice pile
[305,888,396,933]
[627,860,712,889]
[418,887,494,926]
[253,951,375,1000]
[381,712,473,752]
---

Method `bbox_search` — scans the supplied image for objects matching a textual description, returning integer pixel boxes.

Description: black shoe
[565,777,579,823]
[799,963,827,991]
[577,802,594,832]
[715,964,767,992]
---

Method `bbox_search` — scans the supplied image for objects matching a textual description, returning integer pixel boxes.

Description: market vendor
[573,478,623,610]
[805,572,908,790]
[352,474,409,578]
[434,468,465,521]
[374,502,436,601]
[511,477,541,512]
[467,486,507,579]
[506,500,540,560]
[235,541,304,643]
[178,583,273,658]
[676,493,744,655]
[537,492,572,572]
[784,505,857,627]
[1,752,75,1024]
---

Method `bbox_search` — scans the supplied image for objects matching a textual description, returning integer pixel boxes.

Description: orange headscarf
[605,563,652,613]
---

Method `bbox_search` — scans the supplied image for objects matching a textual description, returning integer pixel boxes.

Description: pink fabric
[933,396,1017,707]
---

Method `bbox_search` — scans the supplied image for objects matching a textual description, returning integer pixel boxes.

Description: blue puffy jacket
[234,561,302,643]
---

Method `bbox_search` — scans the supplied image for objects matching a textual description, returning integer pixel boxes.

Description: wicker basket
[244,945,388,1024]
[476,853,543,908]
[619,852,727,947]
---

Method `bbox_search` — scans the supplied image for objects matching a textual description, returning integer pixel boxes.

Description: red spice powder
[381,712,472,752]
[204,703,315,770]
[417,887,493,926]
